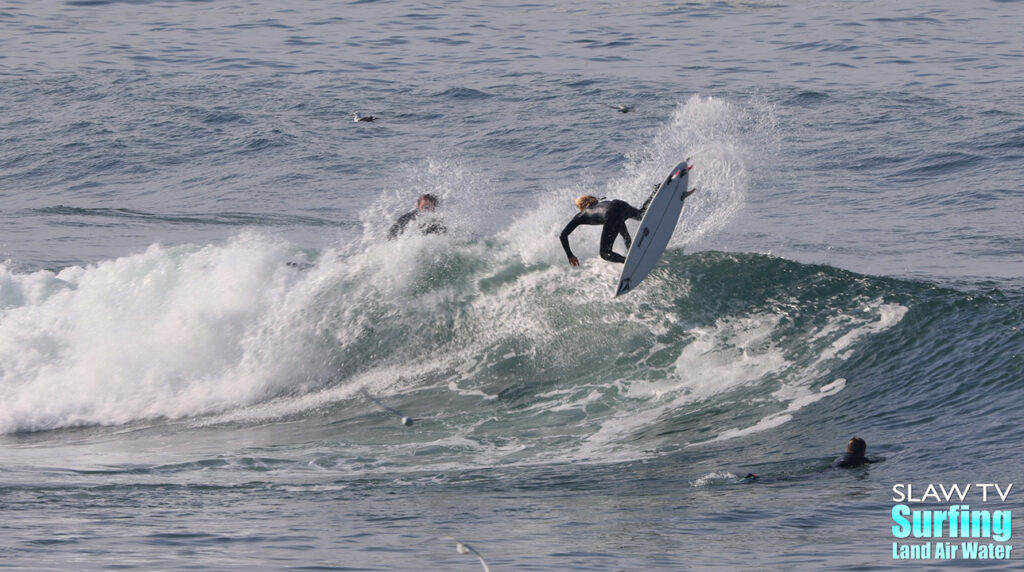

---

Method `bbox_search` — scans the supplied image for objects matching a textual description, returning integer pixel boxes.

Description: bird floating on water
[353,112,378,122]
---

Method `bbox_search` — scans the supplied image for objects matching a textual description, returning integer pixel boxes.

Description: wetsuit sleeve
[639,185,659,217]
[422,220,447,235]
[387,211,417,240]
[559,216,583,259]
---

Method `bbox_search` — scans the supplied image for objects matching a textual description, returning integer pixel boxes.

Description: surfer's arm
[387,211,416,240]
[559,217,583,263]
[639,184,659,217]
[619,224,632,250]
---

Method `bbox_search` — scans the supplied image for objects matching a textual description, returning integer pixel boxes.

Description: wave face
[9,219,1016,479]
[0,219,933,479]
[0,229,909,452]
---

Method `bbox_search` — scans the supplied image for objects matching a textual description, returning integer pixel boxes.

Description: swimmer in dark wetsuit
[387,193,447,240]
[832,436,884,468]
[560,187,662,265]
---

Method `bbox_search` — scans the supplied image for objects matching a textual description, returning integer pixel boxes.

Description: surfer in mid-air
[387,193,447,240]
[560,186,694,266]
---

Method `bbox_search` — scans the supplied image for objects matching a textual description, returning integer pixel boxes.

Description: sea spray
[502,95,763,266]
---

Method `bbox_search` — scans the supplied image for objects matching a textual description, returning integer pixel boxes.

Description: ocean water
[2,1,1023,570]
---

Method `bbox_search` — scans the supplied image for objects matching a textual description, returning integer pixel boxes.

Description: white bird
[353,112,378,122]
[456,542,491,572]
[611,104,634,113]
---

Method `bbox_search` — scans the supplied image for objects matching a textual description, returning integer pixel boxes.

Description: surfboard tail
[615,278,632,297]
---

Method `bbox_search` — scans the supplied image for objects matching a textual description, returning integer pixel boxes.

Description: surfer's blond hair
[574,195,599,211]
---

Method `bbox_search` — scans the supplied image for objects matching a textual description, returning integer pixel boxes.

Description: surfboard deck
[615,160,692,297]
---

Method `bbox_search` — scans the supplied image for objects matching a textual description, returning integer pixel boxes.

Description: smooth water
[2,1,1023,570]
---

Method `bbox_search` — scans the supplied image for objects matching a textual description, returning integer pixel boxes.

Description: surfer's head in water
[847,437,867,456]
[387,193,445,240]
[574,195,600,211]
[417,193,439,212]
[832,436,884,468]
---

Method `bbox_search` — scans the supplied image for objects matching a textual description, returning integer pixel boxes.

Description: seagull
[353,112,378,122]
[456,542,491,572]
[611,104,634,113]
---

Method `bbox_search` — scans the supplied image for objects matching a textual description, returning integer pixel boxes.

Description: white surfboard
[615,160,692,297]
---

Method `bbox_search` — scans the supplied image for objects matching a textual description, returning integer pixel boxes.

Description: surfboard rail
[614,160,693,297]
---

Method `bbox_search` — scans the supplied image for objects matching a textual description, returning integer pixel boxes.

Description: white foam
[573,313,788,462]
[578,299,905,457]
[692,300,908,446]
[0,234,346,433]
[690,471,741,487]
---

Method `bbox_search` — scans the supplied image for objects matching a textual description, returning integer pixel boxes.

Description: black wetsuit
[560,199,643,263]
[387,210,447,240]
[831,453,882,468]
